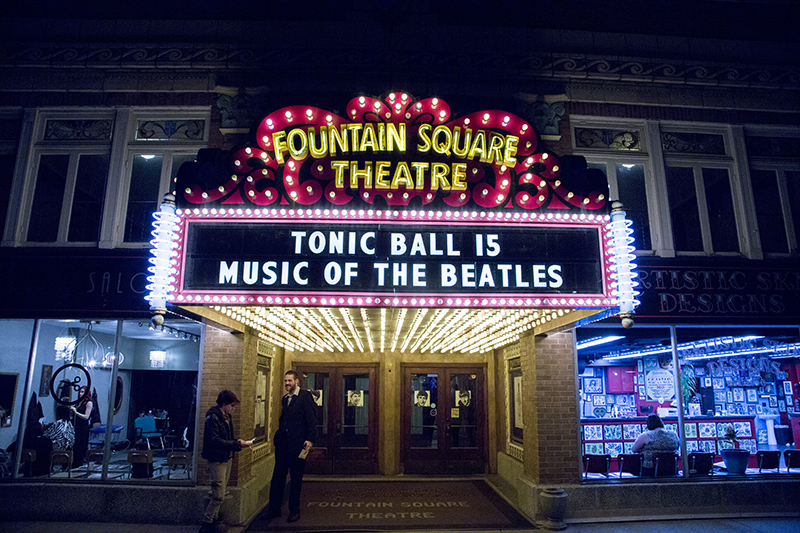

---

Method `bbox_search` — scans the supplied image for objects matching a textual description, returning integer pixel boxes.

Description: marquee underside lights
[210,305,574,355]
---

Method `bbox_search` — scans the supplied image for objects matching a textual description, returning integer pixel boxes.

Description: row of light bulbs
[211,305,571,355]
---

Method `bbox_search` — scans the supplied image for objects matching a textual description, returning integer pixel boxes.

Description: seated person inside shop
[632,414,680,477]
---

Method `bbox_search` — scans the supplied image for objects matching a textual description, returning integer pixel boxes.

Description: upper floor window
[0,113,22,240]
[664,164,738,253]
[745,130,800,255]
[573,122,653,251]
[661,127,740,255]
[120,115,208,245]
[24,114,113,245]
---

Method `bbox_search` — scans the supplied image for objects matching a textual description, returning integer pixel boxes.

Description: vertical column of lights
[380,309,386,353]
[146,194,181,325]
[407,309,449,353]
[608,201,640,328]
[398,309,429,353]
[339,308,365,352]
[420,309,473,353]
[319,308,355,352]
[298,308,344,352]
[360,309,375,352]
[389,309,408,353]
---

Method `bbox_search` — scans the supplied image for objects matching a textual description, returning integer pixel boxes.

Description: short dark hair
[646,414,665,430]
[285,370,299,380]
[216,390,240,407]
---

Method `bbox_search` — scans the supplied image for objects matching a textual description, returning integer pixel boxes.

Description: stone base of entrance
[247,479,534,531]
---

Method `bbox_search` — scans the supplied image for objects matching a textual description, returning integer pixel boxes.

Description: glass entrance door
[297,364,378,475]
[402,365,485,474]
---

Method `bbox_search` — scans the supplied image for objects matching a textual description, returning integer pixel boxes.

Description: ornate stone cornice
[0,46,798,91]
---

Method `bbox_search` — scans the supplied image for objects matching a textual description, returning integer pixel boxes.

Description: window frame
[111,109,209,249]
[16,109,115,247]
[571,117,659,255]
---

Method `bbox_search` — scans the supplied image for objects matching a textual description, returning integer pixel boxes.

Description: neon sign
[177,92,608,211]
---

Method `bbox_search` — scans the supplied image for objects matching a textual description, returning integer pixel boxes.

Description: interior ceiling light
[211,306,569,354]
[577,335,625,350]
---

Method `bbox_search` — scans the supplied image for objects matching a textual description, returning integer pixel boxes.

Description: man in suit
[265,370,317,523]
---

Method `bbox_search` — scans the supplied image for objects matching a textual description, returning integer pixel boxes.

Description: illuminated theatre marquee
[159,92,632,310]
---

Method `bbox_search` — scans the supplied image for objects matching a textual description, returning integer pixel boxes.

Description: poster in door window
[347,390,364,407]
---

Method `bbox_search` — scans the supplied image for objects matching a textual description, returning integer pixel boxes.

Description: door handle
[335,422,341,436]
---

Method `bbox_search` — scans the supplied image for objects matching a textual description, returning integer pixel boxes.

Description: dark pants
[268,444,306,513]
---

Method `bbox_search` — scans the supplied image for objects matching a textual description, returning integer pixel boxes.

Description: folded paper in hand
[298,446,309,459]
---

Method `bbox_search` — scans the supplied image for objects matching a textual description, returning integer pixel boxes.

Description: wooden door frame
[400,363,488,473]
[294,362,380,474]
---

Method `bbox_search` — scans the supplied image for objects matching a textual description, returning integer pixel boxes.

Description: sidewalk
[1,516,799,532]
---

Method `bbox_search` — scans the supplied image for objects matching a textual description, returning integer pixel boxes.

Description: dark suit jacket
[274,388,317,456]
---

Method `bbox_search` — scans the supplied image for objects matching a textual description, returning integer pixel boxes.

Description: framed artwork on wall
[714,391,726,403]
[746,389,758,403]
[593,395,606,406]
[785,381,794,396]
[733,388,744,402]
[712,378,725,390]
[704,377,712,388]
[583,377,603,394]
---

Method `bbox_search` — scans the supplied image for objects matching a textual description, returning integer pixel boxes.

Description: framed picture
[726,391,733,403]
[637,360,643,372]
[746,389,757,403]
[732,388,744,402]
[593,395,606,406]
[583,377,603,394]
[704,377,712,388]
[714,391,726,403]
[747,404,756,415]
[769,396,777,408]
[616,395,629,406]
[779,400,786,412]
[756,404,764,415]
[694,366,705,376]
[39,364,53,398]
[712,378,725,390]
[765,383,776,395]
[606,394,615,405]
[785,381,794,396]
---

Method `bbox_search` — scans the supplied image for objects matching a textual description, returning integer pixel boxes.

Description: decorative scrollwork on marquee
[177,92,608,212]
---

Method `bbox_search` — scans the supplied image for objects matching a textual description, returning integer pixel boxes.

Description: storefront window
[0,318,201,482]
[577,325,800,480]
